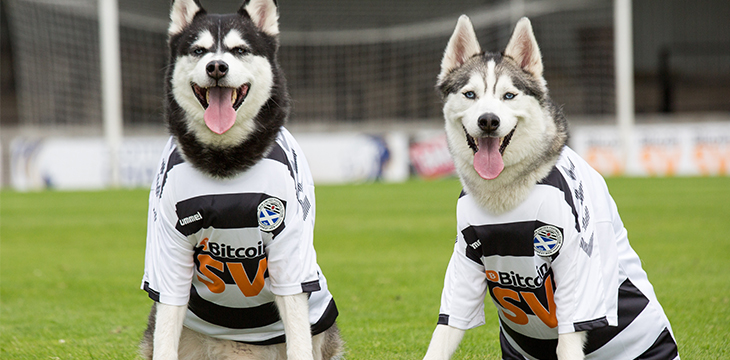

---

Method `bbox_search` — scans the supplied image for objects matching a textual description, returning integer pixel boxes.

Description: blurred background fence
[1,0,729,188]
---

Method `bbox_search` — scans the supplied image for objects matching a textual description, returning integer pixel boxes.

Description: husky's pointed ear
[504,17,543,78]
[439,15,481,83]
[239,0,279,36]
[168,0,205,36]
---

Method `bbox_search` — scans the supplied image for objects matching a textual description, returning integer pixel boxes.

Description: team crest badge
[258,197,285,232]
[533,225,563,257]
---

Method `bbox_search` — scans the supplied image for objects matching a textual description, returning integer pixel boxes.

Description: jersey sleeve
[437,230,489,330]
[550,159,619,334]
[264,134,322,297]
[141,143,196,306]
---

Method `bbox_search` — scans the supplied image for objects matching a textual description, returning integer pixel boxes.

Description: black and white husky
[424,16,679,360]
[139,1,343,359]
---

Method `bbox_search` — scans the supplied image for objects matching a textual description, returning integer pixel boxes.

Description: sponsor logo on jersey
[194,237,268,297]
[202,239,264,260]
[533,225,563,256]
[258,197,285,231]
[486,263,550,290]
[179,211,202,226]
[486,264,557,328]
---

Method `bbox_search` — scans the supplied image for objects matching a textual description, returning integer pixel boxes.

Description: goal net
[5,0,615,128]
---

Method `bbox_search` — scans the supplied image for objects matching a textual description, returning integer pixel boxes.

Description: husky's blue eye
[463,91,476,99]
[192,48,205,56]
[503,92,516,100]
[234,47,248,56]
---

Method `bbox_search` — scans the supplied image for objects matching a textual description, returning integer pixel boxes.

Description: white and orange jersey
[437,147,678,359]
[141,128,337,344]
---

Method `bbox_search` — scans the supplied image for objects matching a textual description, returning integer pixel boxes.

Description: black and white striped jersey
[141,127,337,344]
[437,147,678,360]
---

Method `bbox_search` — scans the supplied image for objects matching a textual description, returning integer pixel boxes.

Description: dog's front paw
[556,332,586,360]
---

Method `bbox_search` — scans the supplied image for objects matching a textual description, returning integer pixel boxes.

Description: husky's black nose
[478,113,500,133]
[206,60,228,80]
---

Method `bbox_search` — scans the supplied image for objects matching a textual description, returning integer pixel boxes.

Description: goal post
[614,0,635,174]
[99,0,123,187]
[6,0,622,182]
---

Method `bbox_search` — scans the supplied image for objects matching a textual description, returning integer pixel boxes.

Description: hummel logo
[562,159,577,180]
[469,239,482,249]
[582,206,591,231]
[179,211,203,226]
[580,232,594,257]
[575,182,584,205]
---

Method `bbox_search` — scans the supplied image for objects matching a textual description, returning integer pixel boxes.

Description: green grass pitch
[1,177,728,359]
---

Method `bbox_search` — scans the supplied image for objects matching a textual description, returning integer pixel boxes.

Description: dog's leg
[311,330,325,360]
[318,324,344,360]
[153,303,187,360]
[274,293,314,360]
[423,324,465,360]
[556,331,586,360]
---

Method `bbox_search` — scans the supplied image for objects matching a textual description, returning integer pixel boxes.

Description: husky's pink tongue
[474,137,504,180]
[204,87,236,134]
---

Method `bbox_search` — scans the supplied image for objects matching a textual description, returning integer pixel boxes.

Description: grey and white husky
[424,16,678,360]
[139,1,343,359]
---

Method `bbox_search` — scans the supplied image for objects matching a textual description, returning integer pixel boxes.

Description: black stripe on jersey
[635,327,678,360]
[175,193,287,237]
[462,221,560,264]
[538,166,580,232]
[238,298,339,345]
[583,278,650,353]
[264,142,295,182]
[188,285,280,330]
[143,281,160,302]
[301,279,322,293]
[312,299,339,340]
[157,148,185,198]
[500,279,650,358]
[499,330,528,360]
[574,316,609,332]
[188,285,339,343]
[500,318,558,360]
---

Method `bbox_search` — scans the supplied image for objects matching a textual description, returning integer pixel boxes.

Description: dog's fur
[426,15,678,360]
[423,16,587,360]
[165,0,289,178]
[438,16,568,215]
[141,301,343,360]
[140,1,343,359]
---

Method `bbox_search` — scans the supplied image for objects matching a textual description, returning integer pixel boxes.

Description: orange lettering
[227,258,268,297]
[641,145,681,176]
[198,237,210,251]
[695,144,730,175]
[486,270,499,282]
[493,287,528,325]
[521,274,558,328]
[196,254,226,293]
[586,146,624,176]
